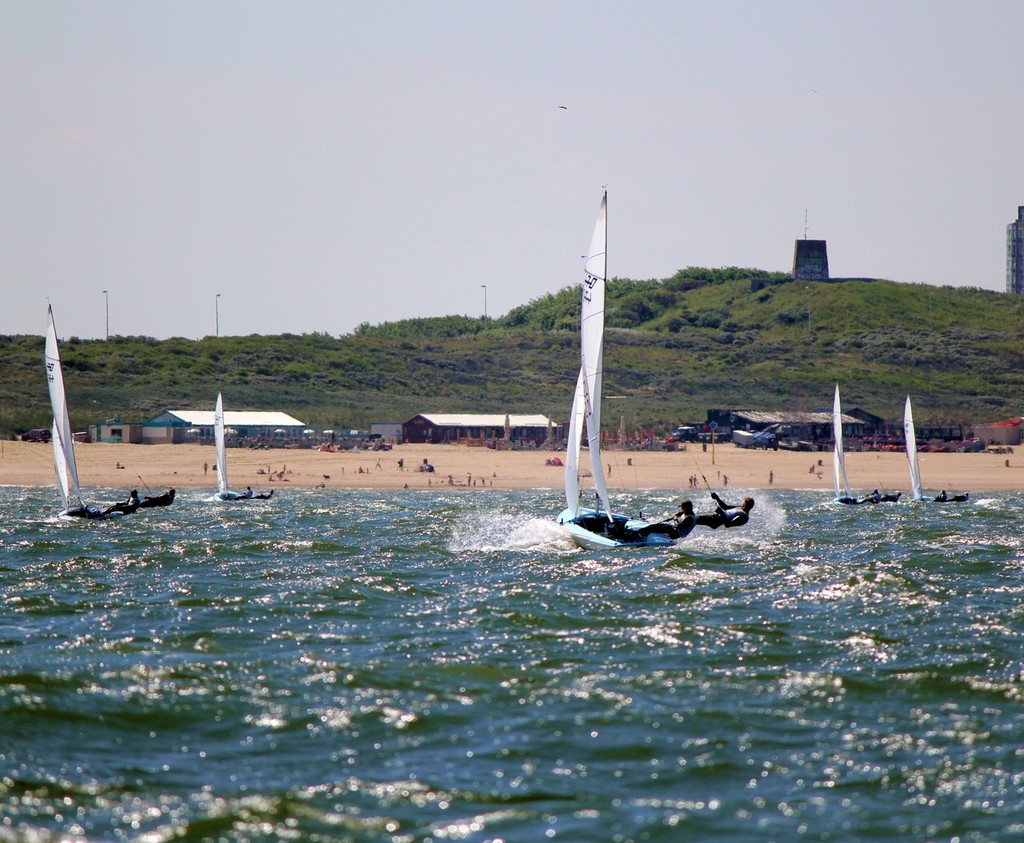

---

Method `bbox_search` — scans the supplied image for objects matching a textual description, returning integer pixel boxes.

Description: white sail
[563,366,586,514]
[44,306,84,511]
[556,192,679,548]
[580,192,612,518]
[214,392,230,497]
[904,395,924,501]
[51,419,70,511]
[832,384,852,501]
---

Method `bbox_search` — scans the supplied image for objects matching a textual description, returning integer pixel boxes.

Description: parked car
[20,428,52,442]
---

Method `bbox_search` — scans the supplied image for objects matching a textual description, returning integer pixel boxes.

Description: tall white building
[1008,206,1024,294]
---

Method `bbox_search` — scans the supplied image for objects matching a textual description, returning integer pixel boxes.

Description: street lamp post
[216,293,221,337]
[102,290,109,340]
[481,285,488,326]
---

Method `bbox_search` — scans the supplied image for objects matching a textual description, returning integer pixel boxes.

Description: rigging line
[692,456,713,492]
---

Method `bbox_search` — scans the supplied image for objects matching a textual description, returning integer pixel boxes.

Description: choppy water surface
[2,486,1023,841]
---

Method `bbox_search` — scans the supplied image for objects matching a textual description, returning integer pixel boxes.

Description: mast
[582,191,612,517]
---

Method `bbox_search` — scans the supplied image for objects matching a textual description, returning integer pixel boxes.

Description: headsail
[832,384,852,501]
[904,395,924,501]
[51,419,70,511]
[563,367,586,514]
[580,192,612,518]
[214,392,229,497]
[44,306,84,511]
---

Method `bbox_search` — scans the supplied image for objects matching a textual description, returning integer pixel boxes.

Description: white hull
[556,507,676,550]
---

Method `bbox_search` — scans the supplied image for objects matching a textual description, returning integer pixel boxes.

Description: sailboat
[903,395,926,501]
[555,193,686,549]
[44,305,102,518]
[832,384,860,504]
[210,392,272,502]
[904,395,968,503]
[833,384,897,505]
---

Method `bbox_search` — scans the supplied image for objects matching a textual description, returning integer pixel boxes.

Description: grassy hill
[3,268,1022,438]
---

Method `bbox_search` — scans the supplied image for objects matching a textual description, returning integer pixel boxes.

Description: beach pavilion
[142,408,307,445]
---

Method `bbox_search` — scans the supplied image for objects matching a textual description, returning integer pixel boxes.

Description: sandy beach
[0,440,1016,496]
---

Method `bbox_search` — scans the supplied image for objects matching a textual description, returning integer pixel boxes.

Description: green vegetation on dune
[3,268,1021,438]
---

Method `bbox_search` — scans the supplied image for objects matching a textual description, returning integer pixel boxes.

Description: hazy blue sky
[2,1,1022,340]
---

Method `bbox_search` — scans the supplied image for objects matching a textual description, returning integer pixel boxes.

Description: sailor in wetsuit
[102,488,140,516]
[636,500,697,541]
[695,492,754,530]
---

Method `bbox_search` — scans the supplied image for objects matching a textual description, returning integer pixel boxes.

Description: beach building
[370,422,403,443]
[1007,206,1024,295]
[142,409,307,445]
[712,409,864,448]
[401,413,557,446]
[89,419,145,444]
[972,417,1023,447]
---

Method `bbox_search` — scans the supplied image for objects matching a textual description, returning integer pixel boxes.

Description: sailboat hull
[209,490,274,502]
[59,506,117,520]
[557,507,676,550]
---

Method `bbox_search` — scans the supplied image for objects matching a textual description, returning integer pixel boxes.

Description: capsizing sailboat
[555,193,690,549]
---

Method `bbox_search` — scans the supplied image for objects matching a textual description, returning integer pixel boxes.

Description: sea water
[1,486,1023,841]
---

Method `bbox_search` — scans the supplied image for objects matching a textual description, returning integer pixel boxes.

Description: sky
[2,1,1022,340]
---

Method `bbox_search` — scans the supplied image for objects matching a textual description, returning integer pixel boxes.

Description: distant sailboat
[210,393,272,502]
[905,395,968,503]
[212,392,242,500]
[833,385,898,504]
[903,395,926,501]
[555,193,690,549]
[44,306,102,518]
[832,385,860,505]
